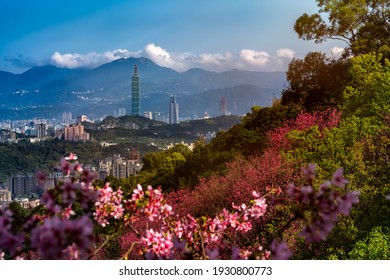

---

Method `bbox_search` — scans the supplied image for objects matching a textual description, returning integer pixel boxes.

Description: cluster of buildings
[0,151,143,208]
[113,108,126,118]
[1,172,68,207]
[0,114,92,143]
[0,121,49,143]
[0,129,16,142]
[0,149,143,207]
[97,151,143,180]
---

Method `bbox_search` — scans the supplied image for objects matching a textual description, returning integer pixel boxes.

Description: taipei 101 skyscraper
[131,65,140,116]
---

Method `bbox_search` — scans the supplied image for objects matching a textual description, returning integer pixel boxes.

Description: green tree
[139,144,192,190]
[281,52,350,110]
[284,116,390,259]
[294,0,390,56]
[342,53,390,119]
[349,227,390,260]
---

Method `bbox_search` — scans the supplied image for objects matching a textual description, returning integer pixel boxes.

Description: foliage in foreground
[0,145,360,260]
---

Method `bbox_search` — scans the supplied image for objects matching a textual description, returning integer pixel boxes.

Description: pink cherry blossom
[142,229,174,258]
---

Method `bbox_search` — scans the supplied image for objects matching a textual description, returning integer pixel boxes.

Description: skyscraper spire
[169,95,179,124]
[131,65,140,116]
[220,96,228,116]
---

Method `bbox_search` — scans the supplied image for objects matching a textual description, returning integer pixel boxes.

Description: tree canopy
[343,53,390,118]
[294,0,390,57]
[281,52,350,110]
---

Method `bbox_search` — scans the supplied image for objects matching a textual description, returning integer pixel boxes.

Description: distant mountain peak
[127,57,154,64]
[184,68,213,74]
[108,56,155,66]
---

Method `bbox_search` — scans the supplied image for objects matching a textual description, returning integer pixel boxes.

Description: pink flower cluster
[94,183,124,227]
[288,165,360,242]
[0,154,97,260]
[164,191,269,258]
[249,191,268,218]
[267,108,341,152]
[129,184,173,222]
[141,229,174,258]
[59,153,81,176]
[118,183,269,259]
[30,216,93,260]
[0,207,24,257]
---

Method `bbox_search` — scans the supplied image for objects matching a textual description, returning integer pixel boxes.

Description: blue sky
[0,0,345,73]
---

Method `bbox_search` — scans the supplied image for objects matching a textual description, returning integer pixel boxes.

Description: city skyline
[0,1,345,74]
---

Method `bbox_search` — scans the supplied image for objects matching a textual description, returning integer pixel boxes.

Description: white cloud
[198,53,225,65]
[196,52,233,68]
[50,52,82,68]
[50,49,142,68]
[50,44,296,72]
[274,48,296,70]
[239,49,270,66]
[144,43,174,67]
[276,48,295,59]
[104,49,142,60]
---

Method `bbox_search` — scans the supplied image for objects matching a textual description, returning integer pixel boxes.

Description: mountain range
[0,57,287,120]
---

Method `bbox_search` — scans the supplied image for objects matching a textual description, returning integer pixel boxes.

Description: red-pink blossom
[142,229,174,258]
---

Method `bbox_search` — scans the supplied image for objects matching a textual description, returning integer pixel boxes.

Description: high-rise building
[152,112,160,120]
[62,112,73,124]
[6,173,37,197]
[131,65,140,116]
[112,155,127,179]
[118,108,126,117]
[37,123,46,139]
[144,111,153,119]
[64,124,89,142]
[0,189,11,205]
[169,95,179,124]
[220,96,228,116]
[110,154,142,178]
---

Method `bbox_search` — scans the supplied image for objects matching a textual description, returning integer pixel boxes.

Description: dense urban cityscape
[0,64,226,206]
